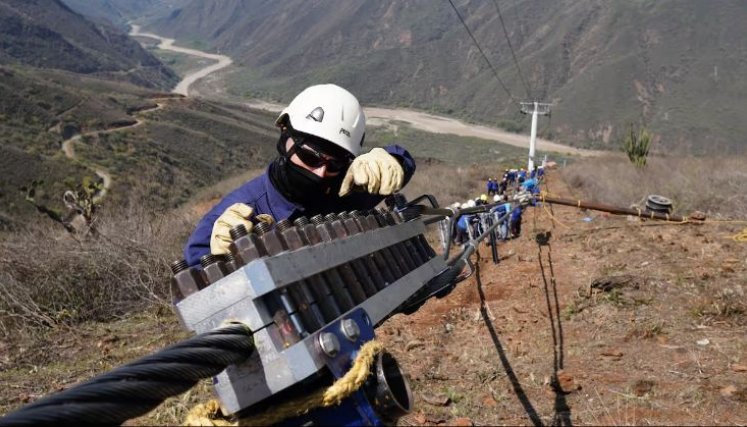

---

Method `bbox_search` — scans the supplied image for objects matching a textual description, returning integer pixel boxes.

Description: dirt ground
[381,173,747,426]
[1,172,746,425]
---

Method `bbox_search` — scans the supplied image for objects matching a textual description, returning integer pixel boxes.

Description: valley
[129,25,232,96]
[1,1,746,426]
[128,26,593,157]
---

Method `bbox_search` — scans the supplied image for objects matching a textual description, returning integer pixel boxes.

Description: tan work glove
[339,147,404,196]
[210,203,254,255]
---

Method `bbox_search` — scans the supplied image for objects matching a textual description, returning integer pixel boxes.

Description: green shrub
[621,124,652,168]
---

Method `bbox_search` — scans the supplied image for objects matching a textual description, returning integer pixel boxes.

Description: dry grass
[559,154,747,218]
[0,198,193,341]
[402,160,503,207]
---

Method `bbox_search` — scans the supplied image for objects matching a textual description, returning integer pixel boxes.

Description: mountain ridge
[145,0,747,154]
[0,0,178,89]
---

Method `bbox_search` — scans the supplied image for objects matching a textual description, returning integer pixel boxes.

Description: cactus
[621,123,652,168]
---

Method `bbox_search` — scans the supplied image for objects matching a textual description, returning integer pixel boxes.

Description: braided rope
[185,340,385,426]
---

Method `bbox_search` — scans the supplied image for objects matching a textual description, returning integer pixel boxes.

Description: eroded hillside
[146,0,747,154]
[1,169,745,425]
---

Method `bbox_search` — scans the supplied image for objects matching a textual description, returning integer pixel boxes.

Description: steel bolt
[319,332,340,357]
[341,319,360,342]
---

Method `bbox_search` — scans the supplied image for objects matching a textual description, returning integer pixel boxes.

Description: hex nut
[319,332,340,357]
[341,318,360,342]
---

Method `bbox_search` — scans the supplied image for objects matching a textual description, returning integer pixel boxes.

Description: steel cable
[0,324,253,426]
[491,0,532,98]
[447,0,519,105]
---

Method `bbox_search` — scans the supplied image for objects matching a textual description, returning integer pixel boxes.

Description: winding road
[129,25,233,96]
[60,103,162,201]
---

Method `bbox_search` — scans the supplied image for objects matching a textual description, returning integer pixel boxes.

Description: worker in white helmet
[184,84,415,267]
[455,203,472,245]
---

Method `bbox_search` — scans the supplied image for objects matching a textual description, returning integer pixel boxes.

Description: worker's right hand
[210,203,254,256]
[338,148,404,196]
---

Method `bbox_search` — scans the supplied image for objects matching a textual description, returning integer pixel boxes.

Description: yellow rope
[731,227,747,243]
[183,400,234,427]
[184,340,384,426]
[541,202,572,229]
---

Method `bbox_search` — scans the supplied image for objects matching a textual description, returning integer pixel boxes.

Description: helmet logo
[306,107,324,122]
[339,128,351,137]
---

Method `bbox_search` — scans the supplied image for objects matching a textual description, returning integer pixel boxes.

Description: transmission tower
[520,101,552,172]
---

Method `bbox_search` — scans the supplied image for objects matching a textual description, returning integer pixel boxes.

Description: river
[129,25,233,97]
[130,26,597,157]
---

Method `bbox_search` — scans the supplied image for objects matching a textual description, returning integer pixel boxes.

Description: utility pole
[520,101,551,172]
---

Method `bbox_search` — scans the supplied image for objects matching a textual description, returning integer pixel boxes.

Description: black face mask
[269,155,344,207]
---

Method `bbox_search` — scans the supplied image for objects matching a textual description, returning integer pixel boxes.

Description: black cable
[0,324,254,426]
[447,0,518,105]
[512,0,522,38]
[491,0,532,99]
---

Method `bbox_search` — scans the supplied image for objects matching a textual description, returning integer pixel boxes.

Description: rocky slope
[0,0,177,89]
[147,0,747,153]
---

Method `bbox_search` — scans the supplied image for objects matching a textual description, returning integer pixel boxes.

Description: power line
[447,0,518,105]
[491,0,532,99]
[512,0,522,40]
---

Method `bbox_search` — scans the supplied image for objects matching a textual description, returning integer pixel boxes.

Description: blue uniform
[521,178,539,194]
[456,215,471,231]
[184,145,415,267]
[509,205,523,237]
[490,203,511,240]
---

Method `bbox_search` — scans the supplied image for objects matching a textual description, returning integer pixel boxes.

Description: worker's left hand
[339,147,404,196]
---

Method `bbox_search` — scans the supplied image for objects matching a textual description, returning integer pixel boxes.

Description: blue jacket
[184,145,415,267]
[510,206,523,223]
[456,215,469,231]
[521,178,538,193]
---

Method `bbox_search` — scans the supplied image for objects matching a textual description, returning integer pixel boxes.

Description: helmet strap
[276,130,292,156]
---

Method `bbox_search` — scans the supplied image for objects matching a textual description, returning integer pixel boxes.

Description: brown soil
[380,173,747,426]
[2,171,746,425]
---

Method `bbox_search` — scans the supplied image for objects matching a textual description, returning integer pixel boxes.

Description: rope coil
[185,340,385,426]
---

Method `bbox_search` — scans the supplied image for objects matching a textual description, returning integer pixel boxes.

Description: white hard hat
[276,84,366,156]
[451,202,461,208]
[460,203,469,209]
[493,194,501,202]
[467,200,476,208]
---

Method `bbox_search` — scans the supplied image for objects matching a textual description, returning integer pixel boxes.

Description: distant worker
[521,177,539,194]
[491,201,512,240]
[486,178,495,196]
[455,203,473,244]
[498,177,508,195]
[183,84,415,267]
[509,204,524,238]
[507,169,517,185]
[488,178,498,196]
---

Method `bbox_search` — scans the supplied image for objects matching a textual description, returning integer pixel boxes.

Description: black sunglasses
[287,132,352,173]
